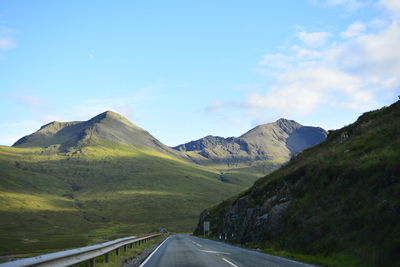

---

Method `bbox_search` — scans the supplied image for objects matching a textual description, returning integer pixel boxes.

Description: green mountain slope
[0,111,328,257]
[0,112,250,255]
[194,101,400,266]
[0,142,244,255]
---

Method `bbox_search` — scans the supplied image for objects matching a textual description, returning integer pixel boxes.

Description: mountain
[0,111,328,257]
[13,110,186,160]
[174,118,327,165]
[0,111,248,255]
[194,101,400,266]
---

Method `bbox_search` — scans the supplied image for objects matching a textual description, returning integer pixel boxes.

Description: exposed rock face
[174,119,327,165]
[193,178,293,243]
[13,111,187,159]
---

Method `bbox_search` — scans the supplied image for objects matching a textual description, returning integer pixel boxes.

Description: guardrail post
[124,245,127,252]
[105,252,109,263]
[89,258,95,267]
[116,247,120,255]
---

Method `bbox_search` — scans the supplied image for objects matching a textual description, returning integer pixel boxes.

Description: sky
[0,0,399,146]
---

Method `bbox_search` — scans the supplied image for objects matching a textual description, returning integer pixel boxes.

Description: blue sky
[0,0,399,146]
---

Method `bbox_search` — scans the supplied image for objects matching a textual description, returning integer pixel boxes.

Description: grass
[72,235,166,267]
[0,140,263,256]
[260,248,360,267]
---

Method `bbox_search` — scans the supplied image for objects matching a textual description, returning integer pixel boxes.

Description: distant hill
[13,110,186,160]
[194,101,400,266]
[174,118,327,166]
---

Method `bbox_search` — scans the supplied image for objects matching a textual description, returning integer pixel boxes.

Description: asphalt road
[139,235,315,267]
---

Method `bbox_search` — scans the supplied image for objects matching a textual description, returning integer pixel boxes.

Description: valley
[0,112,325,255]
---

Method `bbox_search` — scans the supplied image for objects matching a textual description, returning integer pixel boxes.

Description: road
[140,235,314,267]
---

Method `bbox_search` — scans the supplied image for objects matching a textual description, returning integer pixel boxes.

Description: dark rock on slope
[194,101,400,266]
[174,119,327,165]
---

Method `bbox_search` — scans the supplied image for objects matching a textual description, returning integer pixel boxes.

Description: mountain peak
[275,118,296,124]
[101,110,120,117]
[274,118,302,133]
[13,111,171,154]
[87,110,139,129]
[92,110,124,120]
[174,118,327,165]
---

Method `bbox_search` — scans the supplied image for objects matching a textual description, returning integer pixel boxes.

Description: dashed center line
[222,257,239,267]
[191,240,203,247]
[200,249,231,255]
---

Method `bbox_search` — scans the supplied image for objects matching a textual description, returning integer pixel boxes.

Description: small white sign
[204,221,210,232]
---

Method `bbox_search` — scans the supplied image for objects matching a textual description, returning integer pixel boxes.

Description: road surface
[140,235,314,267]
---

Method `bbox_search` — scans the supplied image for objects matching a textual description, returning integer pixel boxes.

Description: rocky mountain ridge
[174,118,327,165]
[14,113,327,169]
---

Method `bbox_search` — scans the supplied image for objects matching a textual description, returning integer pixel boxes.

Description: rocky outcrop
[194,178,294,244]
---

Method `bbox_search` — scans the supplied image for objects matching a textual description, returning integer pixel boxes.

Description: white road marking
[200,249,231,255]
[139,236,170,267]
[191,240,203,247]
[222,257,239,267]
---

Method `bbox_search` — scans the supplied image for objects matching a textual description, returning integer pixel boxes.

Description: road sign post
[203,221,210,236]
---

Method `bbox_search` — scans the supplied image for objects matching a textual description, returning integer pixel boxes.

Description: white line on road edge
[139,236,170,267]
[222,257,239,267]
[200,249,231,255]
[196,243,203,247]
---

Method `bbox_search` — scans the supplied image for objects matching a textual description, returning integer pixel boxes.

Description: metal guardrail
[1,233,162,267]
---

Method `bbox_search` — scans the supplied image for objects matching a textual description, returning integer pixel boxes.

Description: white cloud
[0,36,15,50]
[331,21,400,79]
[340,21,366,38]
[0,27,16,51]
[297,31,331,47]
[323,0,369,11]
[208,13,400,124]
[21,95,45,108]
[259,53,292,69]
[252,20,400,116]
[379,0,400,14]
[246,68,373,116]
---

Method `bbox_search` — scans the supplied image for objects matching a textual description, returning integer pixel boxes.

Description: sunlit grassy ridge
[0,140,255,255]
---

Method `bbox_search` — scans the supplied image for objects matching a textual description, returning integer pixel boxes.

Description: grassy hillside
[194,101,400,266]
[0,140,251,255]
